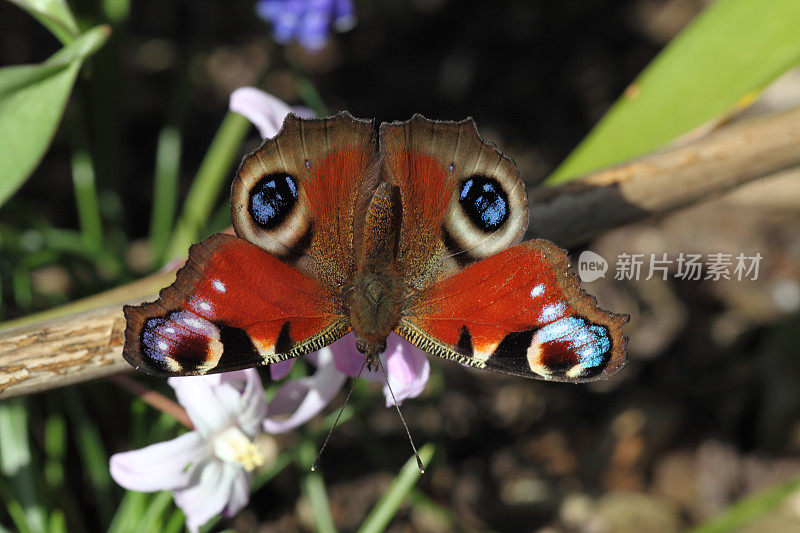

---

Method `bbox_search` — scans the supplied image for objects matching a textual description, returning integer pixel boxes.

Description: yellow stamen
[212,427,265,472]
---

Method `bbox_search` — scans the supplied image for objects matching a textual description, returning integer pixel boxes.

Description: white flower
[110,370,268,532]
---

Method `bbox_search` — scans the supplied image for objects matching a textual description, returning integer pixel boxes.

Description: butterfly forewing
[379,116,529,291]
[232,112,378,288]
[125,113,381,376]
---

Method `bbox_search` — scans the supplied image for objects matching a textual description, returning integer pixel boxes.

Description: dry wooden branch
[0,272,175,398]
[2,106,799,399]
[529,106,800,246]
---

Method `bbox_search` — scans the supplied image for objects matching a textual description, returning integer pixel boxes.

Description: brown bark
[529,107,800,246]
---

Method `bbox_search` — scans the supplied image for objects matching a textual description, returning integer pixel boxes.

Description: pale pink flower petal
[229,87,292,139]
[109,432,205,492]
[380,333,430,407]
[222,468,251,518]
[326,332,430,406]
[173,460,239,533]
[262,347,347,433]
[169,375,234,438]
[330,333,363,376]
[269,358,295,380]
[331,333,430,406]
[220,369,269,437]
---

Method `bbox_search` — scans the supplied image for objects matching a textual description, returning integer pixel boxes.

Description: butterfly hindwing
[123,233,350,376]
[396,240,627,382]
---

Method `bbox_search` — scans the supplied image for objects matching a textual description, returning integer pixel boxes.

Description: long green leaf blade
[64,389,114,526]
[7,0,80,45]
[149,125,182,266]
[0,400,47,533]
[547,0,800,183]
[163,111,249,261]
[0,25,110,207]
[297,438,337,533]
[689,476,800,533]
[358,443,435,533]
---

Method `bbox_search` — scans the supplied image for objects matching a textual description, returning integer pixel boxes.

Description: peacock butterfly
[123,114,628,383]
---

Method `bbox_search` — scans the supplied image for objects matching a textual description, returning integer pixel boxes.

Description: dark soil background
[3,0,800,531]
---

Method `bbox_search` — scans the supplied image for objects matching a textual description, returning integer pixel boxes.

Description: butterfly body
[347,181,402,363]
[349,272,398,365]
[123,113,627,382]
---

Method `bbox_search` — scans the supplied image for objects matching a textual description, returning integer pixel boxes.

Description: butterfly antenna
[311,357,367,472]
[377,357,425,473]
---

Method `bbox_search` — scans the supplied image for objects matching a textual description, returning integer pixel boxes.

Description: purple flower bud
[255,0,357,52]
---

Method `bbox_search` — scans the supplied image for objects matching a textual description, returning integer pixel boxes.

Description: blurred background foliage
[2,0,800,531]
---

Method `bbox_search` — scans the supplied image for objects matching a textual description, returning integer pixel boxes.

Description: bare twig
[0,271,175,399]
[109,375,193,429]
[1,107,800,399]
[529,106,800,246]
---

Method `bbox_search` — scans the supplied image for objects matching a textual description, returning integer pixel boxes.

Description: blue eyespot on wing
[248,173,299,230]
[458,175,509,232]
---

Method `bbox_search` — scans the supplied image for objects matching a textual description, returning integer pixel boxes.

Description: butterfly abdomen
[349,265,401,359]
[350,181,404,360]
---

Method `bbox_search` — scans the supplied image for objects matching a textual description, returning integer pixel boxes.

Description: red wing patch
[379,116,529,290]
[397,240,627,382]
[231,113,377,288]
[123,233,349,376]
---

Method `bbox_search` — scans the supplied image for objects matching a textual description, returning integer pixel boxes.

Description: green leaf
[149,125,182,266]
[357,443,435,533]
[0,400,47,533]
[46,25,111,64]
[164,111,250,261]
[7,0,80,45]
[68,111,104,251]
[689,475,800,533]
[547,0,800,184]
[137,491,175,532]
[107,491,148,533]
[297,438,337,533]
[162,510,186,533]
[64,388,114,526]
[0,25,110,207]
[43,411,66,489]
[0,63,67,94]
[47,510,66,533]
